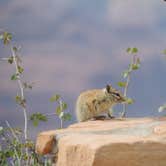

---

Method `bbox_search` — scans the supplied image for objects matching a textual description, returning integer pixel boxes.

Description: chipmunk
[76,84,126,122]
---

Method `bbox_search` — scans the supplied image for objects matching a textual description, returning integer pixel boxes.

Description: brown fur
[76,85,126,122]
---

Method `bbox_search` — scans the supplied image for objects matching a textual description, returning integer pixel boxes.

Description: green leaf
[15,95,22,103]
[126,47,131,53]
[3,32,12,45]
[158,104,166,112]
[50,94,61,102]
[24,141,34,149]
[30,113,47,127]
[61,113,72,121]
[15,95,26,107]
[56,105,62,115]
[39,114,47,121]
[126,98,134,105]
[4,150,14,158]
[163,49,166,55]
[13,46,18,52]
[132,47,138,54]
[117,82,126,88]
[33,119,39,127]
[11,73,18,80]
[132,64,140,70]
[18,66,24,74]
[8,56,13,64]
[126,47,138,54]
[35,113,47,121]
[61,102,67,110]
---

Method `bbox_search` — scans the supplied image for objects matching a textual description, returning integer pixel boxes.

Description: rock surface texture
[36,118,166,166]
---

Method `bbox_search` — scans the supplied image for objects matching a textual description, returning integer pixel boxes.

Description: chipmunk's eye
[115,93,120,97]
[112,92,120,98]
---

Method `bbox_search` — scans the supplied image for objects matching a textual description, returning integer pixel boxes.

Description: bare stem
[59,100,63,129]
[121,54,135,117]
[60,119,63,129]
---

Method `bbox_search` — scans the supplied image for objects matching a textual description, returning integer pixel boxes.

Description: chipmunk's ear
[106,84,112,93]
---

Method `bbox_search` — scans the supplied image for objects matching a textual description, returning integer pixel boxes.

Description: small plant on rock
[0,30,72,165]
[49,94,72,128]
[30,94,71,129]
[117,47,141,117]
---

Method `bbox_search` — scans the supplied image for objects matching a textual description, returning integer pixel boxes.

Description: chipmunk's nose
[121,96,127,103]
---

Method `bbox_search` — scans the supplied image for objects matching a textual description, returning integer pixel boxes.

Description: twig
[59,100,63,129]
[0,57,8,61]
[44,113,58,116]
[121,54,135,117]
[5,120,19,142]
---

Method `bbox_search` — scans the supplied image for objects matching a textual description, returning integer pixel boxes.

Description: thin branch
[1,32,30,165]
[0,57,8,61]
[11,47,29,164]
[5,120,19,142]
[44,113,58,116]
[11,47,28,141]
[59,100,63,129]
[121,54,135,117]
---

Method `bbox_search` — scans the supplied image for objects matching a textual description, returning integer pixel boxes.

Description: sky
[0,0,166,137]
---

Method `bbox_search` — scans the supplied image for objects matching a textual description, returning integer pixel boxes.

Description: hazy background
[0,0,166,137]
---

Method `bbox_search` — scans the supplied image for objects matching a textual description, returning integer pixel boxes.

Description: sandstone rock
[36,130,56,154]
[36,118,166,166]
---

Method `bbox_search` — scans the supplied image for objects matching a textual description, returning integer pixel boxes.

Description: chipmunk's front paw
[107,113,115,119]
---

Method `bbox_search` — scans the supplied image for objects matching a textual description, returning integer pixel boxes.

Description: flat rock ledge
[36,117,166,166]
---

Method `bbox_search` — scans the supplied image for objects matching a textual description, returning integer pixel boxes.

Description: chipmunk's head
[104,84,126,103]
